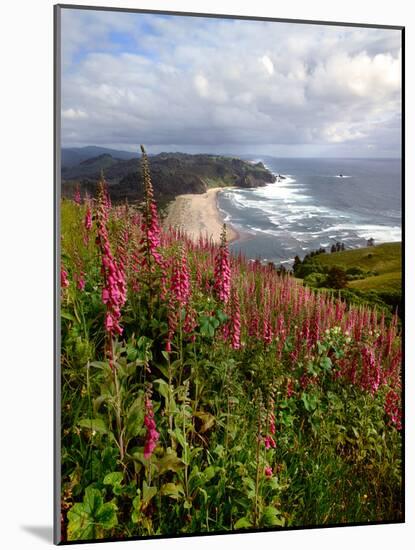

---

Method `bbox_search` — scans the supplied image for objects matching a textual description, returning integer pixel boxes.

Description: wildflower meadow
[59,148,402,543]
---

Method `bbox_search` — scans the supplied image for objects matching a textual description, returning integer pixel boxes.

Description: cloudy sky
[60,8,402,157]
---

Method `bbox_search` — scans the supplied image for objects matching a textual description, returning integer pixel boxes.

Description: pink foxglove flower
[264,435,276,449]
[214,225,231,303]
[384,389,402,430]
[143,398,160,459]
[262,309,272,346]
[170,248,191,307]
[95,179,127,341]
[361,347,380,394]
[84,205,92,231]
[73,186,81,205]
[61,266,69,288]
[183,306,197,341]
[139,145,164,268]
[76,274,85,291]
[264,466,273,477]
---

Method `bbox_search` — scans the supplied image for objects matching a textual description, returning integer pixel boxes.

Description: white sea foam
[321,223,401,243]
[247,226,281,237]
[356,225,401,242]
[219,161,401,264]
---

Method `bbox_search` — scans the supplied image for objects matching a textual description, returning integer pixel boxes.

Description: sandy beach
[163,187,238,244]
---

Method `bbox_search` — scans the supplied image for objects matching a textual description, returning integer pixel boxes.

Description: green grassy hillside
[349,271,402,293]
[312,242,400,274]
[314,242,402,293]
[294,243,402,317]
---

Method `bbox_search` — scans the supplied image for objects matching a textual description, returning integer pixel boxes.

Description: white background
[0,0,412,548]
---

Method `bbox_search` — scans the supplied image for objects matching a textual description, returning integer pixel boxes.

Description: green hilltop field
[313,242,401,292]
[294,242,402,316]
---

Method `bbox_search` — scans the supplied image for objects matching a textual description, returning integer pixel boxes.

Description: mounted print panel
[55,4,404,545]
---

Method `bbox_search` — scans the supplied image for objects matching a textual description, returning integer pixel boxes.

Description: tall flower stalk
[229,286,241,350]
[73,185,81,205]
[214,224,231,304]
[61,264,69,289]
[144,394,160,460]
[95,177,127,362]
[140,145,163,268]
[170,246,191,307]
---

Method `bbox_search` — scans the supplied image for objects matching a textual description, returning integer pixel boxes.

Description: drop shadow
[21,525,53,543]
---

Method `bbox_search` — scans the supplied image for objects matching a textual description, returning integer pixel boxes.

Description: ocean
[217,157,402,265]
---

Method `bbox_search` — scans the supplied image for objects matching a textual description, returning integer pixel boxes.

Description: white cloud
[309,51,401,100]
[261,55,274,76]
[62,108,88,120]
[194,74,209,98]
[60,9,402,156]
[323,123,366,143]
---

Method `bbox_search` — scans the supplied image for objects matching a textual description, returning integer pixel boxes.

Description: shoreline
[163,187,239,244]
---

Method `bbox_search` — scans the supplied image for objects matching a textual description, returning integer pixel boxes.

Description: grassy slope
[314,243,402,293]
[349,271,402,293]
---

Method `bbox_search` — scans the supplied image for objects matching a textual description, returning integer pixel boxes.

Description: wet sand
[163,187,238,244]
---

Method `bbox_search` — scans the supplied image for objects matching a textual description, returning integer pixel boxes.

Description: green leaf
[92,395,110,414]
[142,481,157,506]
[160,482,184,500]
[320,356,332,371]
[67,502,94,540]
[161,350,170,362]
[103,471,123,487]
[156,363,169,378]
[301,393,310,411]
[83,486,103,515]
[199,315,218,337]
[234,516,253,529]
[153,378,170,400]
[156,449,185,474]
[317,341,328,354]
[306,361,317,375]
[96,502,118,529]
[67,487,118,541]
[126,393,145,439]
[216,309,228,323]
[172,428,187,450]
[198,487,208,504]
[262,506,285,527]
[126,345,138,361]
[194,411,216,433]
[131,495,141,523]
[89,361,110,370]
[61,311,76,321]
[267,475,281,491]
[79,418,109,435]
[202,465,216,482]
[242,477,256,499]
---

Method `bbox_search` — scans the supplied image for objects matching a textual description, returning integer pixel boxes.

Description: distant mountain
[61,146,139,168]
[62,153,122,179]
[61,151,276,206]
